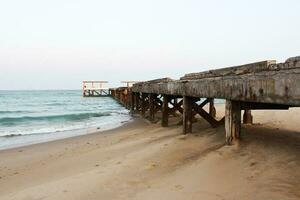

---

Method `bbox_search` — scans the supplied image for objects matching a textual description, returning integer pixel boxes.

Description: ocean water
[0,90,131,150]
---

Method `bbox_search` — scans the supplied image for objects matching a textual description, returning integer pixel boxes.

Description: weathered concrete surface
[181,60,276,80]
[286,56,300,63]
[132,57,300,106]
[140,78,174,84]
[181,57,300,80]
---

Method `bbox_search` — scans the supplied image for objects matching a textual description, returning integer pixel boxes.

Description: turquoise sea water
[0,90,131,150]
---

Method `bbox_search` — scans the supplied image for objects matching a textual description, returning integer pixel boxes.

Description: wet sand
[0,105,300,200]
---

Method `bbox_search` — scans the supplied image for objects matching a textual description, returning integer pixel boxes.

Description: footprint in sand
[240,152,248,157]
[150,162,160,168]
[174,185,184,190]
[178,136,187,140]
[247,175,255,181]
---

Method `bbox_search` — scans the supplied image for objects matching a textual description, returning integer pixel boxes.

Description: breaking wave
[0,112,111,126]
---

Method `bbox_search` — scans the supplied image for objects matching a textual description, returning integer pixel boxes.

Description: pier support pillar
[174,98,178,105]
[208,98,216,118]
[116,90,120,102]
[149,94,156,122]
[225,100,241,145]
[161,95,169,127]
[125,89,130,109]
[243,110,253,124]
[135,93,140,112]
[130,92,135,113]
[141,93,148,117]
[183,96,193,134]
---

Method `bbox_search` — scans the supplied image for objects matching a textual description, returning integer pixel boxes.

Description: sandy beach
[0,104,300,200]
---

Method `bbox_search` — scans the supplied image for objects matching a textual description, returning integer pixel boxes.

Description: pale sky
[0,0,299,90]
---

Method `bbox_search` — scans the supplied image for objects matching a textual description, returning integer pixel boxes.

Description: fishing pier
[85,56,300,145]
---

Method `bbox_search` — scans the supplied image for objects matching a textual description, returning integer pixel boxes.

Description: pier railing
[82,81,109,97]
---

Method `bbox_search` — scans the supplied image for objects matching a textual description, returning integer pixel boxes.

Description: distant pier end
[82,81,109,97]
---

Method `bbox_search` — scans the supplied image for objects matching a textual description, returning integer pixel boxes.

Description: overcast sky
[0,0,299,90]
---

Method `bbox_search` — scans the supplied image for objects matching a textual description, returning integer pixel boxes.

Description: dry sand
[0,104,300,200]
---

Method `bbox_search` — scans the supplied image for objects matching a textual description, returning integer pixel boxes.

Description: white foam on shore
[0,116,132,150]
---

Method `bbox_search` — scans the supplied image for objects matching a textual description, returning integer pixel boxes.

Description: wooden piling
[130,92,135,113]
[161,95,169,127]
[135,93,140,112]
[149,94,156,122]
[183,96,193,134]
[141,93,148,117]
[208,98,216,118]
[192,98,224,128]
[225,100,241,145]
[243,110,253,124]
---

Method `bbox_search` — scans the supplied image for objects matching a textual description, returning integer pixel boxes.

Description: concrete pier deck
[109,56,300,144]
